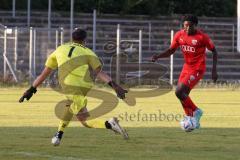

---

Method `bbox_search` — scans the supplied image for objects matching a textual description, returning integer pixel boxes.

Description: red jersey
[170,29,215,70]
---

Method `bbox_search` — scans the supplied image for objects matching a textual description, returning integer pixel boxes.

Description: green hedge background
[0,0,237,17]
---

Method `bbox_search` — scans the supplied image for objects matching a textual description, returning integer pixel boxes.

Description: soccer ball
[180,116,197,132]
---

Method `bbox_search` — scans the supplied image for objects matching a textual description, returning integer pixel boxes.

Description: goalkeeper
[19,28,128,146]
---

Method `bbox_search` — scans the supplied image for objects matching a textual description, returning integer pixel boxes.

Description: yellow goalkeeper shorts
[66,94,87,115]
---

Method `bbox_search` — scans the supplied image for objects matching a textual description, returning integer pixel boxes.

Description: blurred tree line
[0,0,237,17]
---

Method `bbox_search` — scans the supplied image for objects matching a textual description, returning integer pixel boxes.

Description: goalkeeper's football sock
[57,107,74,132]
[105,121,112,129]
[55,131,64,139]
[84,119,106,128]
[58,120,70,132]
[181,96,197,116]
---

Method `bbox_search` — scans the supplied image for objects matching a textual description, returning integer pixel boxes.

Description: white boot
[51,131,63,146]
[108,117,129,140]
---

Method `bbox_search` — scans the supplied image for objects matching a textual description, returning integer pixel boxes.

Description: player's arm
[152,31,180,62]
[205,33,218,83]
[151,48,177,62]
[211,47,218,83]
[32,67,53,88]
[19,51,57,103]
[94,67,128,99]
[19,67,53,103]
[88,50,127,99]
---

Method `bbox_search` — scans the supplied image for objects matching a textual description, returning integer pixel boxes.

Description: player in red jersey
[152,15,218,129]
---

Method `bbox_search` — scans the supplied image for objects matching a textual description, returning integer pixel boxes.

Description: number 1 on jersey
[68,46,75,58]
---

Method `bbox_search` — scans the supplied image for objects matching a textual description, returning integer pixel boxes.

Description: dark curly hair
[182,14,198,25]
[72,28,87,42]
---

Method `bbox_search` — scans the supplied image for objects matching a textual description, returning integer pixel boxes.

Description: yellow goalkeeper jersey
[45,42,102,91]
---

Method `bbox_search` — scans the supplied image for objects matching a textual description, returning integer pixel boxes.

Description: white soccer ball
[180,116,197,132]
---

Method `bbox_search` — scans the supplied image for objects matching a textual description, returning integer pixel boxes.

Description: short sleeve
[45,51,58,69]
[170,31,181,49]
[87,49,102,70]
[204,34,215,51]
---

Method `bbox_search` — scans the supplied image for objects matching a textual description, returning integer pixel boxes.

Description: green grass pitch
[0,88,240,160]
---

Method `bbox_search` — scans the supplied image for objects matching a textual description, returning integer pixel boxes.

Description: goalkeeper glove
[108,81,128,99]
[19,86,37,103]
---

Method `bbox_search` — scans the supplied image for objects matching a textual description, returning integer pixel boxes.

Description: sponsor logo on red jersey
[181,45,196,53]
[192,39,198,45]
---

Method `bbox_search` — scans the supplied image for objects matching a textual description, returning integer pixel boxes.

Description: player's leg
[185,70,204,128]
[52,100,74,146]
[76,107,129,139]
[51,94,87,146]
[76,107,106,128]
[175,83,196,116]
[176,69,204,128]
[176,68,197,116]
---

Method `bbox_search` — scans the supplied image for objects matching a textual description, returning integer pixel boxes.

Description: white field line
[204,114,240,117]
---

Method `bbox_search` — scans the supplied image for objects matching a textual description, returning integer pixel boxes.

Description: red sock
[181,105,193,116]
[181,96,197,116]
